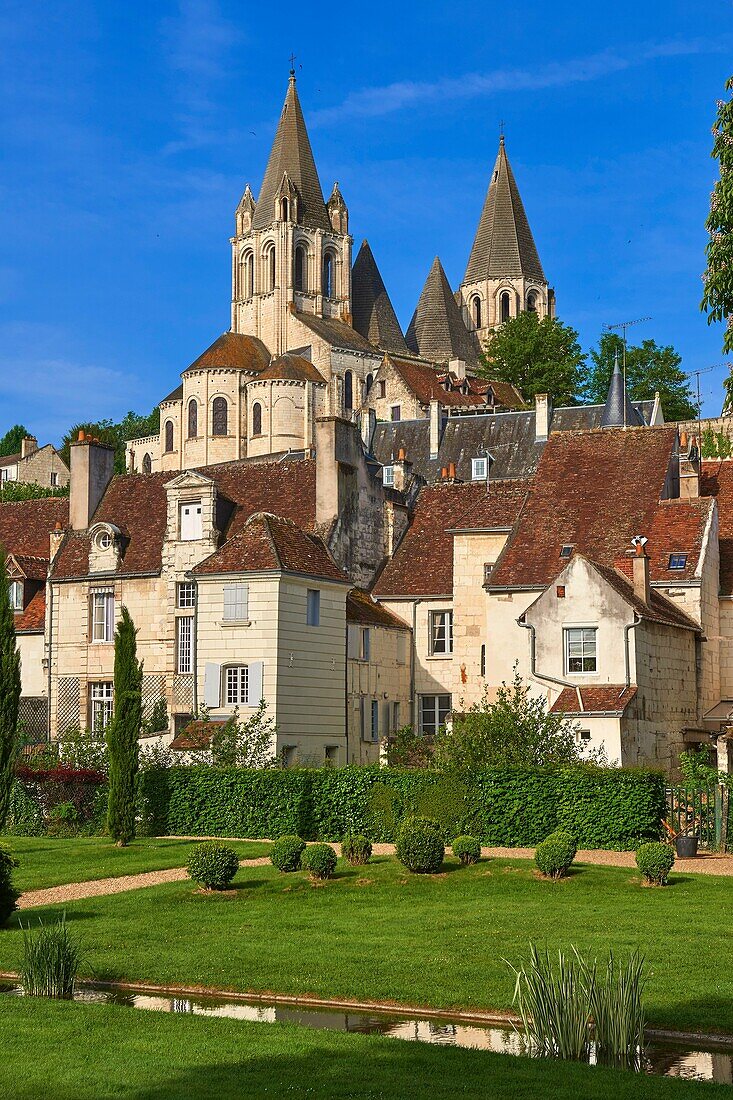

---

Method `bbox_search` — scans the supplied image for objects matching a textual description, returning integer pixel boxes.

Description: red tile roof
[0,497,68,559]
[184,331,270,375]
[388,356,523,410]
[170,720,223,751]
[256,354,326,384]
[194,512,346,582]
[702,460,733,595]
[10,554,50,581]
[550,685,637,715]
[347,588,410,628]
[15,588,46,633]
[589,558,700,631]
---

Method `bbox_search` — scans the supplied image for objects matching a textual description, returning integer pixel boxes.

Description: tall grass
[585,949,646,1068]
[20,914,80,998]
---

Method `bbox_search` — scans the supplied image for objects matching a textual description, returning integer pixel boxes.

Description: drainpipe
[46,580,54,743]
[624,613,641,689]
[411,599,419,731]
[516,617,578,691]
[185,572,199,715]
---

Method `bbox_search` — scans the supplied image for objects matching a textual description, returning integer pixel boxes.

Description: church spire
[600,350,643,428]
[352,240,408,355]
[406,257,480,366]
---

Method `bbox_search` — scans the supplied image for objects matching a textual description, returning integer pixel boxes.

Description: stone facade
[0,438,69,489]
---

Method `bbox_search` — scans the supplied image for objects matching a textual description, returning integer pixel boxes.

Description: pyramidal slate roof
[252,74,330,232]
[601,354,644,428]
[463,137,545,285]
[351,241,409,355]
[405,257,481,366]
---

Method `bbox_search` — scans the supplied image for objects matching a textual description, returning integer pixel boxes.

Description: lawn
[0,995,725,1099]
[1,854,731,1035]
[2,836,271,892]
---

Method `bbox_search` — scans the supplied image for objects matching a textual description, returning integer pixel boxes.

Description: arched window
[212,397,228,437]
[500,291,511,324]
[164,421,174,453]
[323,251,335,298]
[252,401,262,436]
[472,296,482,329]
[187,399,198,439]
[142,453,152,475]
[344,370,353,412]
[280,197,289,221]
[365,373,374,395]
[294,244,307,292]
[241,251,254,299]
[263,244,276,292]
[526,291,538,313]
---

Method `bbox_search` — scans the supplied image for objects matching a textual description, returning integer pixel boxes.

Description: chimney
[21,436,38,459]
[535,394,552,441]
[430,399,444,459]
[392,447,411,492]
[69,432,115,530]
[448,358,467,381]
[632,542,650,606]
[49,521,64,562]
[678,432,700,500]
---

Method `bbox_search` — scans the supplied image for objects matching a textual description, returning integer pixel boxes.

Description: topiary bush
[186,841,240,891]
[395,818,445,874]
[341,833,372,866]
[0,846,19,927]
[452,835,481,865]
[300,843,337,881]
[535,830,578,879]
[636,842,675,886]
[271,835,306,873]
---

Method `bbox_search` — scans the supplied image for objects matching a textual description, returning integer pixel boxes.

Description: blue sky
[1,0,732,442]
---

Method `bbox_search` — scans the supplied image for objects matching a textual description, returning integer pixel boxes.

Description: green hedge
[138,765,666,850]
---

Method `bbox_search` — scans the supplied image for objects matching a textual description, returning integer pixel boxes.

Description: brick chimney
[69,432,115,530]
[392,447,411,492]
[678,431,700,500]
[632,542,650,605]
[430,399,444,459]
[49,521,64,562]
[535,394,552,441]
[21,436,38,459]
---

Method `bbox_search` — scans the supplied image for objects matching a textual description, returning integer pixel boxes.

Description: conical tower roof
[352,241,408,355]
[601,352,643,428]
[405,257,481,366]
[252,73,330,232]
[463,137,545,284]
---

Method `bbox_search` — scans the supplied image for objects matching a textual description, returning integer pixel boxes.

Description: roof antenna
[605,317,651,427]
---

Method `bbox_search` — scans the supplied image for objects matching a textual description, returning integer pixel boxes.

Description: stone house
[0,436,69,490]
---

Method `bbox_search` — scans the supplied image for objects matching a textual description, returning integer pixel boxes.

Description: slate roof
[351,241,409,355]
[405,257,481,367]
[194,511,346,582]
[347,587,410,628]
[701,460,733,595]
[550,685,637,716]
[184,332,271,375]
[463,137,545,284]
[256,353,326,384]
[0,497,68,558]
[161,384,183,404]
[293,311,380,355]
[601,355,644,428]
[385,356,523,411]
[252,74,330,233]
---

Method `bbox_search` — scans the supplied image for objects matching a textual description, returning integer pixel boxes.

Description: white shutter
[246,661,263,706]
[347,624,360,659]
[204,663,221,708]
[223,584,248,621]
[105,593,115,642]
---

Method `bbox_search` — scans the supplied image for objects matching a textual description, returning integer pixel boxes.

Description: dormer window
[382,465,395,487]
[559,544,574,560]
[179,500,203,541]
[472,457,488,481]
[96,531,113,552]
[9,580,23,611]
[669,553,687,570]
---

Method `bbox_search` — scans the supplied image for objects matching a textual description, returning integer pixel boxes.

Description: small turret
[235,185,256,236]
[327,182,348,234]
[600,350,643,429]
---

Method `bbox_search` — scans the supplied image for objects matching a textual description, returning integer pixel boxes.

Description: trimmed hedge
[137,764,666,850]
[187,842,240,890]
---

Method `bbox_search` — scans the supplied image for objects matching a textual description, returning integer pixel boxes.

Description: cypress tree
[0,548,21,831]
[106,606,142,846]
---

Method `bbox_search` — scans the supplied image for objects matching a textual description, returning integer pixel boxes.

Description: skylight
[668,553,687,571]
[559,544,574,559]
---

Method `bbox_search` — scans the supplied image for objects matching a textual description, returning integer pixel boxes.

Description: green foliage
[270,834,306,872]
[20,915,80,997]
[700,427,733,459]
[341,833,372,866]
[300,842,337,880]
[0,549,21,832]
[635,842,675,886]
[384,726,434,768]
[106,607,142,846]
[187,701,276,769]
[479,312,585,406]
[0,844,19,926]
[452,835,481,865]
[0,481,68,502]
[186,842,240,891]
[142,699,169,737]
[395,817,445,874]
[0,425,30,458]
[535,830,578,879]
[60,407,160,474]
[46,802,80,839]
[5,779,44,836]
[702,76,733,372]
[581,332,696,420]
[57,727,109,774]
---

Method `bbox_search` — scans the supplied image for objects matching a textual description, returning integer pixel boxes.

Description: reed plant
[583,949,646,1068]
[20,914,80,998]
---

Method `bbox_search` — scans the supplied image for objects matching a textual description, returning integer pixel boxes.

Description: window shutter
[246,661,263,707]
[347,624,360,659]
[223,584,248,621]
[105,593,115,641]
[238,584,249,620]
[204,663,221,708]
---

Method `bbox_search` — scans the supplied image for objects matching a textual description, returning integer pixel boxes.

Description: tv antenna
[605,317,651,427]
[686,364,721,435]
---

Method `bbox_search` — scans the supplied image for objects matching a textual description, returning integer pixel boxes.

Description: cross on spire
[289,53,297,76]
[499,119,505,145]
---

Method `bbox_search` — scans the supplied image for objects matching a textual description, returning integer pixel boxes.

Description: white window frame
[90,682,114,732]
[225,665,249,705]
[176,615,193,675]
[382,465,395,487]
[91,588,115,643]
[9,580,23,611]
[419,694,451,737]
[223,584,248,622]
[429,609,453,656]
[564,627,598,675]
[177,582,196,608]
[306,589,320,627]
[471,456,488,481]
[179,500,203,541]
[50,471,59,487]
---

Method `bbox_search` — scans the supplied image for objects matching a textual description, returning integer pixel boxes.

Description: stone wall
[346,623,411,764]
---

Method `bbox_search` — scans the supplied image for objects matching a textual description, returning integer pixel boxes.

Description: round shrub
[0,846,19,927]
[300,843,337,881]
[342,833,372,866]
[396,818,445,874]
[452,836,481,866]
[636,842,675,886]
[534,830,578,879]
[271,835,306,873]
[187,842,240,891]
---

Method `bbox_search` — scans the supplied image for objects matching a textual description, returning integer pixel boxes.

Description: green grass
[0,855,731,1035]
[0,995,725,1099]
[3,836,271,892]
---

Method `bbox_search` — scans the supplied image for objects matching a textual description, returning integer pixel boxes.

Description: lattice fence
[19,697,48,741]
[141,674,166,716]
[57,677,81,735]
[173,675,193,711]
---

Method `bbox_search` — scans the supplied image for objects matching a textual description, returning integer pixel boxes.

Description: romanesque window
[212,397,228,436]
[280,197,289,221]
[500,291,511,323]
[252,402,262,436]
[241,251,254,298]
[472,296,482,329]
[164,420,174,453]
[323,251,335,297]
[294,244,307,292]
[527,291,538,312]
[142,453,152,475]
[365,373,374,395]
[343,370,353,412]
[188,399,198,439]
[263,244,276,292]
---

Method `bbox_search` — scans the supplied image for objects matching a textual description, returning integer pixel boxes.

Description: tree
[106,606,142,846]
[0,549,21,830]
[701,76,733,404]
[60,407,160,474]
[0,481,68,502]
[0,425,30,458]
[479,312,585,406]
[581,332,696,421]
[187,701,277,768]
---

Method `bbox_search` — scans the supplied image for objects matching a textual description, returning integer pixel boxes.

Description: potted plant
[663,818,699,858]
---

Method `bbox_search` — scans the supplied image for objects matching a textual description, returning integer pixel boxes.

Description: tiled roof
[405,258,481,367]
[161,384,183,404]
[256,353,325,384]
[702,460,733,595]
[386,356,523,411]
[374,480,528,598]
[10,554,50,581]
[610,498,712,584]
[347,587,410,628]
[589,558,700,631]
[184,332,270,375]
[15,588,46,633]
[0,497,68,558]
[293,310,380,354]
[0,452,20,468]
[170,720,223,751]
[463,137,545,284]
[487,426,679,589]
[550,685,637,716]
[351,241,409,355]
[194,511,346,581]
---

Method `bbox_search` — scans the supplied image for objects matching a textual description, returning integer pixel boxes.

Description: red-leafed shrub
[13,766,106,834]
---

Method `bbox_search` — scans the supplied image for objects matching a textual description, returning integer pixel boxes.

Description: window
[188,399,198,439]
[390,405,401,422]
[420,694,451,737]
[429,610,453,655]
[212,397,228,437]
[50,472,59,487]
[382,465,395,487]
[472,296,482,329]
[9,580,23,611]
[365,373,374,395]
[371,699,379,743]
[280,196,289,221]
[177,582,196,608]
[242,251,254,298]
[263,244,276,292]
[392,702,400,730]
[527,291,538,312]
[225,665,249,705]
[480,644,486,677]
[378,380,386,399]
[500,291,511,323]
[575,728,591,746]
[90,682,113,732]
[96,530,113,551]
[176,616,193,675]
[669,553,688,570]
[91,589,114,643]
[142,453,152,475]
[179,500,202,541]
[164,420,174,453]
[471,456,488,481]
[323,252,335,297]
[324,745,339,765]
[252,401,262,436]
[559,544,574,559]
[360,628,370,661]
[344,370,353,412]
[294,244,307,291]
[306,589,320,627]
[223,583,248,622]
[565,627,597,674]
[282,745,297,768]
